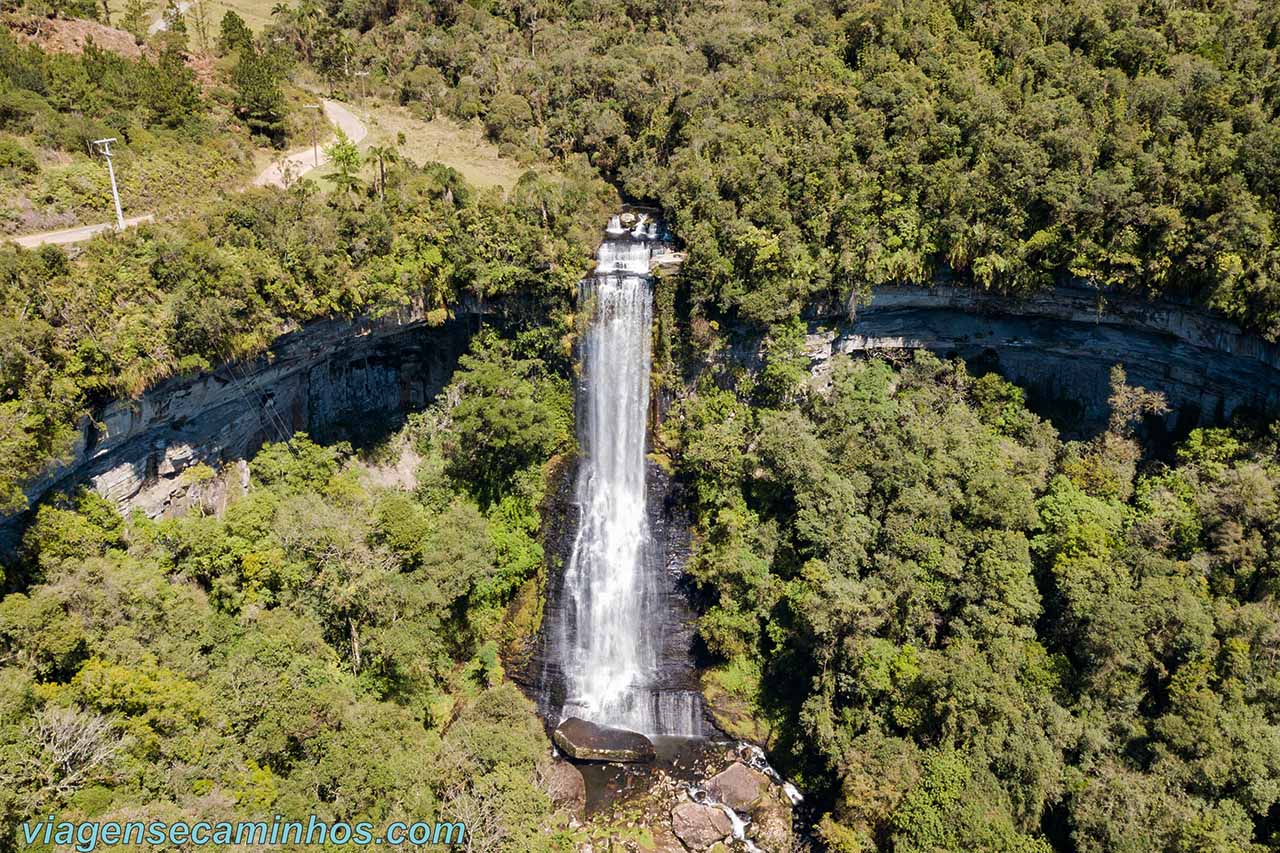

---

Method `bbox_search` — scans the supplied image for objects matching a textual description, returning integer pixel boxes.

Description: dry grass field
[360,100,531,192]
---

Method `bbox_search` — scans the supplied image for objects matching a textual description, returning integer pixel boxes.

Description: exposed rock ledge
[8,305,480,533]
[10,282,1280,549]
[798,283,1280,437]
[553,717,656,763]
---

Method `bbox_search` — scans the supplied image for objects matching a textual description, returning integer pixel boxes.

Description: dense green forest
[665,349,1280,850]
[5,343,1279,850]
[323,0,1280,331]
[3,0,1280,849]
[0,151,610,512]
[1,333,576,851]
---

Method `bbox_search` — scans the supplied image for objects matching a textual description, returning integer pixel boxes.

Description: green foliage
[0,28,257,241]
[674,352,1280,848]
[324,129,362,194]
[889,750,1051,853]
[217,10,254,56]
[230,42,290,146]
[249,433,346,494]
[0,32,203,138]
[345,0,1280,332]
[0,154,607,513]
[120,0,155,43]
[0,138,37,179]
[22,490,124,577]
[757,317,809,406]
[443,331,573,505]
[0,393,565,848]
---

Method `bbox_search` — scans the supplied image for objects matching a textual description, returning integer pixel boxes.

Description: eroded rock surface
[543,758,586,816]
[747,791,793,851]
[553,717,656,763]
[670,801,732,851]
[706,762,770,812]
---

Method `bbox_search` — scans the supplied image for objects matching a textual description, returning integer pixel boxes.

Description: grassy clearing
[355,98,531,192]
[211,0,279,32]
[159,0,281,35]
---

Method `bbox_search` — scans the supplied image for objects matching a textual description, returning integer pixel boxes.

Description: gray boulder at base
[541,758,586,815]
[670,801,733,851]
[552,717,656,763]
[706,762,770,812]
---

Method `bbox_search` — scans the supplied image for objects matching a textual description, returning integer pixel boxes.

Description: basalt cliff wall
[10,282,1280,551]
[796,283,1280,438]
[6,307,481,540]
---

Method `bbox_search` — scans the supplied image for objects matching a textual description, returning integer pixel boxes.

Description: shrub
[0,138,37,178]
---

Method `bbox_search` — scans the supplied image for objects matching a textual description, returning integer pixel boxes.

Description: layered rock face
[803,284,1280,438]
[13,309,478,523]
[13,282,1280,548]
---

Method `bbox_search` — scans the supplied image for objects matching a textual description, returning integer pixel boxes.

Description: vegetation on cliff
[0,154,610,513]
[4,0,1280,848]
[0,333,575,851]
[311,0,1280,336]
[666,347,1280,850]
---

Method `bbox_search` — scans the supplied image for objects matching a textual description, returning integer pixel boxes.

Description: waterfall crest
[553,214,703,737]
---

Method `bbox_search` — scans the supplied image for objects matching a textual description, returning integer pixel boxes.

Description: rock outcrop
[8,307,478,530]
[800,283,1280,438]
[705,762,770,812]
[669,801,733,851]
[747,790,794,851]
[543,758,587,816]
[553,717,656,763]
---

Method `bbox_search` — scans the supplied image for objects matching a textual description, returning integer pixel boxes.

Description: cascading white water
[556,217,702,737]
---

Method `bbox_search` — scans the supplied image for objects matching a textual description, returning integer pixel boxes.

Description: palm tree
[293,0,321,62]
[365,144,399,202]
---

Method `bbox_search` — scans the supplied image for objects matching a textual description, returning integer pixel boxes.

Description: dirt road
[10,215,155,249]
[252,100,369,188]
[7,100,367,249]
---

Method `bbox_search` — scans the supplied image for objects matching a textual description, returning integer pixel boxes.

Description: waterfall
[553,214,703,737]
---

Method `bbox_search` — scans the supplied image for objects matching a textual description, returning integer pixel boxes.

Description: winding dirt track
[252,100,368,188]
[7,99,367,249]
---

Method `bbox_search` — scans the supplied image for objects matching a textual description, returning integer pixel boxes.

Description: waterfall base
[553,717,656,763]
[565,736,805,851]
[526,211,710,739]
[530,457,710,738]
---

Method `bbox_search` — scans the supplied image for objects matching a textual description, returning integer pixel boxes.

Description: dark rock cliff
[7,308,480,535]
[11,282,1280,553]
[799,284,1280,439]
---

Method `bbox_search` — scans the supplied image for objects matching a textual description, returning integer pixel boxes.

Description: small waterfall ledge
[533,212,706,739]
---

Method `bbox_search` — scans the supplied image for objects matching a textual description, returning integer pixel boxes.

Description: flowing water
[552,214,704,737]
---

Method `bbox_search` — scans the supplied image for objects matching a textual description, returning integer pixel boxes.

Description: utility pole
[354,70,368,109]
[91,138,125,230]
[302,103,321,166]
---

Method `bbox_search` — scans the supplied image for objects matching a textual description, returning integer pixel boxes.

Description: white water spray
[688,785,762,852]
[556,217,702,736]
[738,742,804,806]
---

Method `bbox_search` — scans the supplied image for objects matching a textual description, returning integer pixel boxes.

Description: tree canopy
[666,348,1280,850]
[0,331,574,851]
[322,0,1280,331]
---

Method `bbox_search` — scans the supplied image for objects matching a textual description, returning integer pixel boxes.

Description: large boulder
[706,762,770,812]
[542,758,586,816]
[552,717,656,763]
[670,801,733,851]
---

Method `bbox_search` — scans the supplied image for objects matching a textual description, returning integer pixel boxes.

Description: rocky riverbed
[545,738,803,853]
